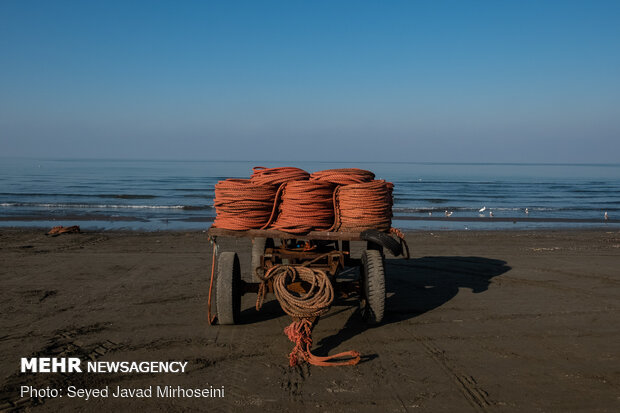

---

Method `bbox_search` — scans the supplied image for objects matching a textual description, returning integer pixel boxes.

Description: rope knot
[284,319,314,367]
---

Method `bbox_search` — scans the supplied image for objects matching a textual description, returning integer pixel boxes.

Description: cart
[207,227,406,325]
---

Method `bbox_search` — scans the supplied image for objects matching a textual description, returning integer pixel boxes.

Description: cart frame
[208,227,389,325]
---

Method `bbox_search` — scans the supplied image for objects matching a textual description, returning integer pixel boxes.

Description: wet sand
[1,228,619,412]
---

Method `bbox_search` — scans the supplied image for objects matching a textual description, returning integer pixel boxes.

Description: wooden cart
[207,227,405,325]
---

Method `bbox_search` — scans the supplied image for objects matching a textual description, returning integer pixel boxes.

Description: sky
[1,0,619,163]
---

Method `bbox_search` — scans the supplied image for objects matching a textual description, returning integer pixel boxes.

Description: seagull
[489,211,494,217]
[605,211,608,220]
[445,210,453,217]
[479,206,486,213]
[525,208,529,215]
[428,212,432,216]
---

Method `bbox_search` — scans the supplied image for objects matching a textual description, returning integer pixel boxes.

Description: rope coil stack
[334,180,394,232]
[256,265,361,367]
[213,179,278,230]
[212,166,396,234]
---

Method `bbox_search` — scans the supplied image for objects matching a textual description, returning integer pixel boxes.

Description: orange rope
[390,227,410,259]
[270,181,335,233]
[285,319,360,367]
[250,166,310,186]
[213,168,398,235]
[333,180,393,232]
[46,225,80,236]
[207,242,217,325]
[310,168,375,185]
[213,179,277,230]
[257,265,360,367]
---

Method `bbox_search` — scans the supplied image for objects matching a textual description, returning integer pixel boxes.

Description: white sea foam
[0,202,185,209]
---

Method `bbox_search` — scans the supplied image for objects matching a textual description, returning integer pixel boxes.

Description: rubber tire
[216,252,241,325]
[360,249,386,324]
[361,229,402,257]
[367,241,385,260]
[251,238,273,282]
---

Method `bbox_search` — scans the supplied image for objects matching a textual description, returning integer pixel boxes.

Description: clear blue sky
[1,0,619,163]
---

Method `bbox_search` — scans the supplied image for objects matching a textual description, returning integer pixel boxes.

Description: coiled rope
[270,181,335,233]
[332,180,394,232]
[250,166,310,186]
[310,168,375,185]
[256,265,361,367]
[213,168,400,234]
[213,179,277,230]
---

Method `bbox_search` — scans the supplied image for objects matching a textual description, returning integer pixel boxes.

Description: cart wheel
[216,252,241,325]
[251,238,273,282]
[360,249,385,324]
[362,229,402,257]
[367,241,385,261]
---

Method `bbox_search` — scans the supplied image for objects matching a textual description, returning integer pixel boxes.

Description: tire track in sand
[412,334,493,412]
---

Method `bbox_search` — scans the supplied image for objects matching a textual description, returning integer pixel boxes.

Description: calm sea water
[1,158,619,231]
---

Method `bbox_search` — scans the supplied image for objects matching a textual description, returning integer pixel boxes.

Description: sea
[1,158,619,231]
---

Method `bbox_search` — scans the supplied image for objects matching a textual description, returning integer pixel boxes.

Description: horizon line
[1,156,620,168]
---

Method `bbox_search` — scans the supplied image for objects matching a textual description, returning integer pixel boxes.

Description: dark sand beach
[1,228,619,412]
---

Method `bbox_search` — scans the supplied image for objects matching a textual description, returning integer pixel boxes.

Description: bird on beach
[525,208,529,215]
[445,210,453,217]
[489,211,494,217]
[428,212,432,216]
[479,206,486,213]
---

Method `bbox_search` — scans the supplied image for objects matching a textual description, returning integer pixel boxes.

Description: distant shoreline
[0,214,617,224]
[0,215,617,233]
[394,216,618,223]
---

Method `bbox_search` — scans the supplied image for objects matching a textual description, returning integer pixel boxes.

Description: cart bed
[207,227,364,241]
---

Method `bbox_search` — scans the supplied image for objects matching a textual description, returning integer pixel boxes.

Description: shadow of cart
[311,256,511,359]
